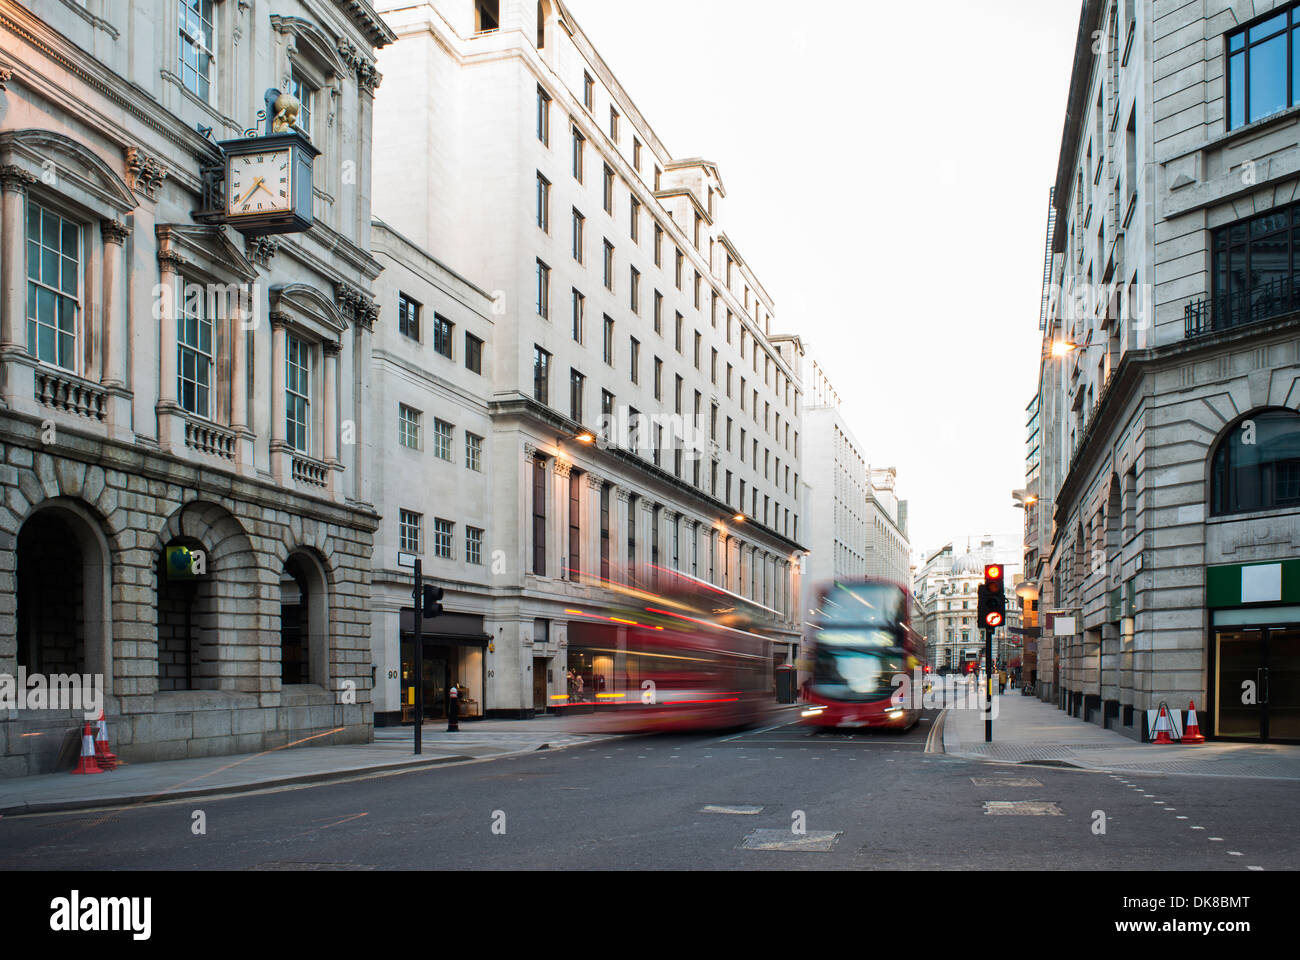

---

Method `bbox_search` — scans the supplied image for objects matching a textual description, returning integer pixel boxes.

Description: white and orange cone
[1181,700,1206,744]
[1153,704,1175,744]
[71,722,103,775]
[94,711,118,770]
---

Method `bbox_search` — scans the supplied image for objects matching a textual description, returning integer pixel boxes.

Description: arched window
[1212,409,1300,515]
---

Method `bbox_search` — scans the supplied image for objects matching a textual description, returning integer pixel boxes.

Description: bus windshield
[812,582,907,628]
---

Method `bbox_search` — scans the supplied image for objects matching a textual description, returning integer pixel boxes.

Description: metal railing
[1185,275,1300,339]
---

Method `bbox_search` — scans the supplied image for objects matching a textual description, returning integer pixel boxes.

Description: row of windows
[399,510,484,564]
[397,405,484,470]
[396,292,484,373]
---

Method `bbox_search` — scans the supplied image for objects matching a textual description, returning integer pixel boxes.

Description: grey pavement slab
[941,684,1300,780]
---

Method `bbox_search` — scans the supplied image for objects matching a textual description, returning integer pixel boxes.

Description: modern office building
[0,0,395,774]
[1029,0,1300,742]
[370,0,806,716]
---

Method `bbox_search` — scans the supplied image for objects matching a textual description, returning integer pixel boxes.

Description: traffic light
[422,584,445,619]
[979,564,1006,631]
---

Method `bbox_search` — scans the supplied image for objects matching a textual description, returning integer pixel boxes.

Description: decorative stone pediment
[271,15,351,80]
[156,223,259,284]
[0,128,137,214]
[271,283,348,336]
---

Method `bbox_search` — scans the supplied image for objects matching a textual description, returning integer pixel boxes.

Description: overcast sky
[562,0,1081,563]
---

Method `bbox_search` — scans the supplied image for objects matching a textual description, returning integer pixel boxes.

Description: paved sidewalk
[0,718,613,816]
[941,682,1300,780]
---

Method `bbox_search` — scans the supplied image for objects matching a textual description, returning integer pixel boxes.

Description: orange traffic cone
[71,722,103,774]
[1153,704,1175,744]
[94,711,118,770]
[1181,700,1206,744]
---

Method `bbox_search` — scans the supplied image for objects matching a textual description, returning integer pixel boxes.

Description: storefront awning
[399,609,489,647]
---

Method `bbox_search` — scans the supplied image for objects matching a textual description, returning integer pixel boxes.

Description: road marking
[714,719,796,743]
[1228,851,1243,856]
[1176,816,1188,820]
[1191,826,1204,830]
[983,801,1064,816]
[701,804,763,815]
[740,829,841,852]
[971,778,1043,787]
[1209,837,1224,841]
[1248,866,1264,871]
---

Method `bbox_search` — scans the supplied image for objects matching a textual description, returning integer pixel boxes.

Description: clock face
[227,150,293,217]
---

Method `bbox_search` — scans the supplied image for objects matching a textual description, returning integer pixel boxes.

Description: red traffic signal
[984,564,1004,591]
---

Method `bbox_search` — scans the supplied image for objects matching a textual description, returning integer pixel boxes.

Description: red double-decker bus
[562,569,773,733]
[800,578,927,731]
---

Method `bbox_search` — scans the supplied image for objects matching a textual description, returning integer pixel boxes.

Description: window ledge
[1207,506,1300,525]
[1164,103,1300,165]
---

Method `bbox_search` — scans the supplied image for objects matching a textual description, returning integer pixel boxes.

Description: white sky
[562,0,1082,562]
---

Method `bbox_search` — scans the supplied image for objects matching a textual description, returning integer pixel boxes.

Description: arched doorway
[157,536,217,691]
[15,501,111,687]
[281,550,329,687]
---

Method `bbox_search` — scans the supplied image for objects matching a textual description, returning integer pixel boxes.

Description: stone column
[521,442,540,579]
[156,250,186,452]
[270,312,288,483]
[99,219,133,438]
[584,473,604,585]
[553,459,572,579]
[323,341,340,496]
[0,166,35,357]
[230,283,252,472]
[615,489,633,584]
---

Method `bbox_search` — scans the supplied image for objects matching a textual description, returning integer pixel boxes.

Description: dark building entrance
[398,609,488,723]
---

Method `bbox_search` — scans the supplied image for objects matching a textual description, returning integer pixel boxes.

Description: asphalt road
[1,712,1296,871]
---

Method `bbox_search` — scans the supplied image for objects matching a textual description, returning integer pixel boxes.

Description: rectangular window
[289,69,315,137]
[398,293,420,341]
[536,259,550,318]
[601,390,614,441]
[1226,7,1299,130]
[630,196,640,242]
[726,417,733,452]
[726,363,733,397]
[630,337,640,383]
[286,334,311,453]
[434,419,454,461]
[467,526,484,566]
[25,201,79,371]
[675,248,683,289]
[653,290,663,335]
[675,313,683,353]
[603,315,616,365]
[398,404,422,450]
[674,375,683,414]
[571,289,585,343]
[434,518,454,560]
[466,432,483,472]
[654,357,663,400]
[433,315,453,359]
[537,85,551,144]
[177,0,215,102]
[630,266,640,313]
[694,271,701,309]
[533,345,552,405]
[465,333,483,374]
[609,105,620,142]
[603,164,614,215]
[654,223,663,267]
[711,348,718,384]
[603,240,614,291]
[572,208,585,263]
[536,173,550,232]
[570,368,585,422]
[399,510,422,554]
[583,71,594,111]
[572,126,585,182]
[177,277,213,418]
[633,137,642,172]
[532,457,547,575]
[568,471,581,578]
[693,330,702,369]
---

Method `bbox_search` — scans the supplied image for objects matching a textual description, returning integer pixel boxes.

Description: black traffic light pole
[984,625,994,743]
[414,558,424,756]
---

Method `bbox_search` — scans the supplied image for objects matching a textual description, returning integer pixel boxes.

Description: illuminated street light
[1051,340,1078,357]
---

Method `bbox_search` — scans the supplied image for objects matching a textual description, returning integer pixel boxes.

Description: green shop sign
[1206,560,1300,608]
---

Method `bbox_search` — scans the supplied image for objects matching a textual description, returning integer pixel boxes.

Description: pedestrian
[997,667,1007,694]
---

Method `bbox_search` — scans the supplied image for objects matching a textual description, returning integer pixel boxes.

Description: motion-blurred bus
[561,568,774,733]
[800,578,926,731]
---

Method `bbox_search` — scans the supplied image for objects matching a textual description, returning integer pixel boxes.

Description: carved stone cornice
[0,164,36,194]
[124,146,168,201]
[335,281,378,331]
[245,236,279,268]
[100,218,130,245]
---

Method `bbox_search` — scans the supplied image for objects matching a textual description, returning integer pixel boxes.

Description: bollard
[447,684,459,732]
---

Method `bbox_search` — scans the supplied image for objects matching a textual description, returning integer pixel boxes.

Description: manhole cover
[982,801,1063,816]
[740,829,842,851]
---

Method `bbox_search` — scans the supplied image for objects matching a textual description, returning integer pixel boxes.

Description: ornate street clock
[217,90,320,237]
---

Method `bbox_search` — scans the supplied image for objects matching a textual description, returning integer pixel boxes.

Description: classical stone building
[913,539,1022,674]
[371,0,806,716]
[1031,0,1300,742]
[0,0,394,774]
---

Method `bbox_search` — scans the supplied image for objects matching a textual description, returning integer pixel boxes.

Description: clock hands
[233,176,275,210]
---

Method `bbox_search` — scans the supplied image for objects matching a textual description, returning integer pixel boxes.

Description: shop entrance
[533,658,549,714]
[1214,626,1300,742]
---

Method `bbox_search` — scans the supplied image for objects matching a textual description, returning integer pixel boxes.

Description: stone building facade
[0,0,394,775]
[1033,0,1300,742]
[370,0,807,716]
